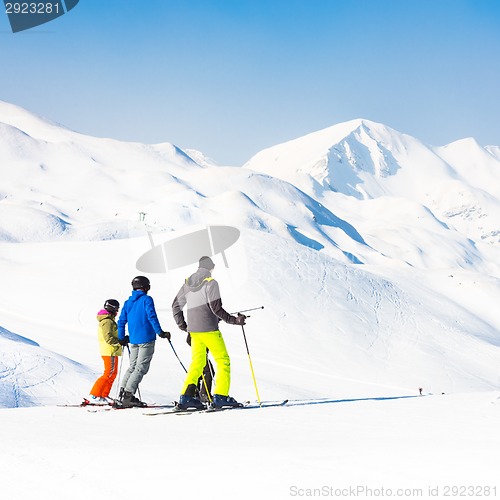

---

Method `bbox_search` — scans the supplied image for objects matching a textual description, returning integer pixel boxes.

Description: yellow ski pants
[181,330,231,396]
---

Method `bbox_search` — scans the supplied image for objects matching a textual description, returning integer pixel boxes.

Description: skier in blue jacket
[117,276,170,407]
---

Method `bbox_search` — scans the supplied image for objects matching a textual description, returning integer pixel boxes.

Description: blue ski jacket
[117,290,162,344]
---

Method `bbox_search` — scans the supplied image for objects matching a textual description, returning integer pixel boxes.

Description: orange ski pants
[90,356,119,398]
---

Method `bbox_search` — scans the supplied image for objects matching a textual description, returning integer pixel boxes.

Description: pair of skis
[59,398,289,415]
[58,399,174,411]
[144,399,289,416]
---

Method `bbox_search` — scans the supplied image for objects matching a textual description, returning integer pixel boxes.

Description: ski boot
[176,395,205,411]
[89,396,109,405]
[131,394,147,407]
[118,391,147,408]
[210,394,243,409]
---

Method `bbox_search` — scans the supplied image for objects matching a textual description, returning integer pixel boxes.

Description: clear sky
[1,0,499,165]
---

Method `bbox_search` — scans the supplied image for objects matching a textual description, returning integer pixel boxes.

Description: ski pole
[200,371,213,404]
[240,323,261,405]
[168,339,188,373]
[114,349,125,401]
[230,306,264,315]
[196,350,214,404]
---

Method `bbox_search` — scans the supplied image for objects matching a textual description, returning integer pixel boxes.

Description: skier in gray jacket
[172,256,245,410]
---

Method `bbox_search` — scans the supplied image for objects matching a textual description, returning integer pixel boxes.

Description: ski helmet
[199,256,215,270]
[104,299,120,314]
[131,276,150,291]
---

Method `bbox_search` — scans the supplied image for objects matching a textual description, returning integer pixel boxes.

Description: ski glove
[234,313,246,326]
[158,331,171,340]
[118,335,129,346]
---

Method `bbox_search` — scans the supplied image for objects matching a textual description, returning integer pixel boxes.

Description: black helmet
[131,276,150,291]
[104,299,120,314]
[199,256,215,270]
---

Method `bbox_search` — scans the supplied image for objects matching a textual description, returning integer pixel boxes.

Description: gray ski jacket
[172,268,238,333]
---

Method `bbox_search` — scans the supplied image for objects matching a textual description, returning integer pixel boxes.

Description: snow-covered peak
[243,118,402,181]
[183,148,220,168]
[485,145,500,161]
[244,118,434,200]
[434,137,500,199]
[436,137,489,160]
[0,99,73,142]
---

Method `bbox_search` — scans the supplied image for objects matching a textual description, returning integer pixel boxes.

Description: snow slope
[2,392,499,500]
[1,101,499,499]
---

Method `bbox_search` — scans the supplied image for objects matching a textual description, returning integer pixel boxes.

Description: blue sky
[1,0,499,165]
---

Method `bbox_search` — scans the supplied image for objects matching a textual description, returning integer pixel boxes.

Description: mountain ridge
[1,99,499,262]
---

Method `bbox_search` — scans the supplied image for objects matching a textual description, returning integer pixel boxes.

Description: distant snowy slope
[0,100,203,240]
[1,101,498,269]
[244,119,500,248]
[435,138,500,198]
[0,325,95,407]
[242,230,500,396]
[0,99,72,142]
[0,101,381,266]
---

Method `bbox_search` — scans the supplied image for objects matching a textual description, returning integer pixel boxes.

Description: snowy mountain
[1,99,500,396]
[244,119,500,248]
[0,100,208,241]
[1,101,500,499]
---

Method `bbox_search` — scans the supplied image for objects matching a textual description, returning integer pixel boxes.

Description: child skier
[89,299,122,404]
